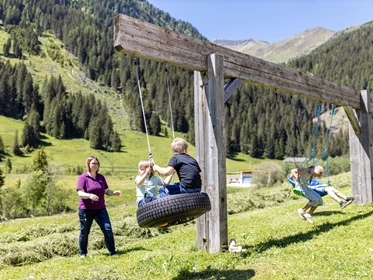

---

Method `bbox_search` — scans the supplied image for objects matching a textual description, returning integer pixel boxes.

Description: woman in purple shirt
[76,156,122,257]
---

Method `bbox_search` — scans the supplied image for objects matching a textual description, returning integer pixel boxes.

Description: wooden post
[195,70,207,251]
[195,54,227,253]
[349,90,373,204]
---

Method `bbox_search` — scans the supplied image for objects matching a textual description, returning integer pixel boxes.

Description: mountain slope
[0,0,368,163]
[212,27,335,63]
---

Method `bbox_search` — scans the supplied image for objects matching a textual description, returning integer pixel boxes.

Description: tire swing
[137,192,211,228]
[134,62,211,228]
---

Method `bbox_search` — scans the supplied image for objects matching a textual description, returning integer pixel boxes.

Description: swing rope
[165,67,175,139]
[311,104,322,166]
[134,60,154,206]
[297,103,322,168]
[134,60,153,159]
[319,105,335,185]
[295,104,335,186]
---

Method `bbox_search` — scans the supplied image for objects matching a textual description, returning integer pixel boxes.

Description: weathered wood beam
[343,106,361,134]
[114,14,369,110]
[224,79,243,103]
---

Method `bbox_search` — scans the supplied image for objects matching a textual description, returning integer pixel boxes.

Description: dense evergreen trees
[1,0,370,160]
[287,24,373,93]
[41,76,121,150]
[0,61,39,119]
[0,0,199,144]
[0,60,120,152]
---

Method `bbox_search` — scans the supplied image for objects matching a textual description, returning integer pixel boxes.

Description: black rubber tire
[136,192,211,228]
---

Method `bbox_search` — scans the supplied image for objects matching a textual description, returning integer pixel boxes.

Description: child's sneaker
[340,200,353,209]
[346,194,358,202]
[298,208,306,220]
[304,213,314,224]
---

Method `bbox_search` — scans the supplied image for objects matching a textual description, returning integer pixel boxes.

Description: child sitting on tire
[154,137,202,197]
[135,159,173,208]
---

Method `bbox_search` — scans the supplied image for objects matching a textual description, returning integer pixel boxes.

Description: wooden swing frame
[114,14,372,253]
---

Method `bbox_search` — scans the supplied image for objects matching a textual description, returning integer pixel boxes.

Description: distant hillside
[0,0,367,163]
[211,38,269,54]
[213,27,336,63]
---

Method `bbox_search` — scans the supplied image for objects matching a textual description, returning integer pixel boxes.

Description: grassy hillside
[0,115,271,176]
[0,26,130,133]
[259,27,335,63]
[0,172,369,280]
[213,27,336,64]
[0,23,281,184]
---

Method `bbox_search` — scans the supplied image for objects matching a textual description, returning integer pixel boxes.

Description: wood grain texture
[114,14,371,110]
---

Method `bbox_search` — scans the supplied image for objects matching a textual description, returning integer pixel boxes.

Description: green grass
[0,28,130,133]
[1,24,367,280]
[0,115,267,177]
[0,27,280,175]
[0,172,370,279]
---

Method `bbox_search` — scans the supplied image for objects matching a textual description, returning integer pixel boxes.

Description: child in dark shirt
[154,137,202,196]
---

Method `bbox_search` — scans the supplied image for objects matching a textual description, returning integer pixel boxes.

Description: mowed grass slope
[0,115,274,177]
[0,176,371,280]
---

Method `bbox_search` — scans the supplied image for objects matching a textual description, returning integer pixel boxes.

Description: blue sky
[148,0,373,43]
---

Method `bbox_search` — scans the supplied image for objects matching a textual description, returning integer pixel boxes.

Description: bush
[328,155,350,175]
[251,162,285,188]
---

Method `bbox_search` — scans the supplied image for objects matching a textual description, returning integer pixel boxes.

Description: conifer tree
[110,132,121,152]
[28,104,41,137]
[22,73,34,114]
[0,135,4,155]
[3,38,11,57]
[14,42,22,59]
[0,167,4,188]
[0,72,10,116]
[24,170,47,215]
[4,158,12,174]
[250,134,261,158]
[21,122,38,148]
[30,147,48,173]
[89,118,102,150]
[12,130,22,156]
[149,113,161,136]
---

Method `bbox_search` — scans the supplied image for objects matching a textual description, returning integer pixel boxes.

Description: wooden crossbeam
[343,106,361,134]
[114,14,371,110]
[224,79,243,103]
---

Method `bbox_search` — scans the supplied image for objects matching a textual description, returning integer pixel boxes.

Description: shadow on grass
[173,268,255,280]
[227,152,246,162]
[314,210,344,217]
[38,134,52,147]
[242,210,373,255]
[39,140,52,147]
[116,246,147,255]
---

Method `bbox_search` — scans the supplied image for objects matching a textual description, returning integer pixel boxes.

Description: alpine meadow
[0,0,372,279]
